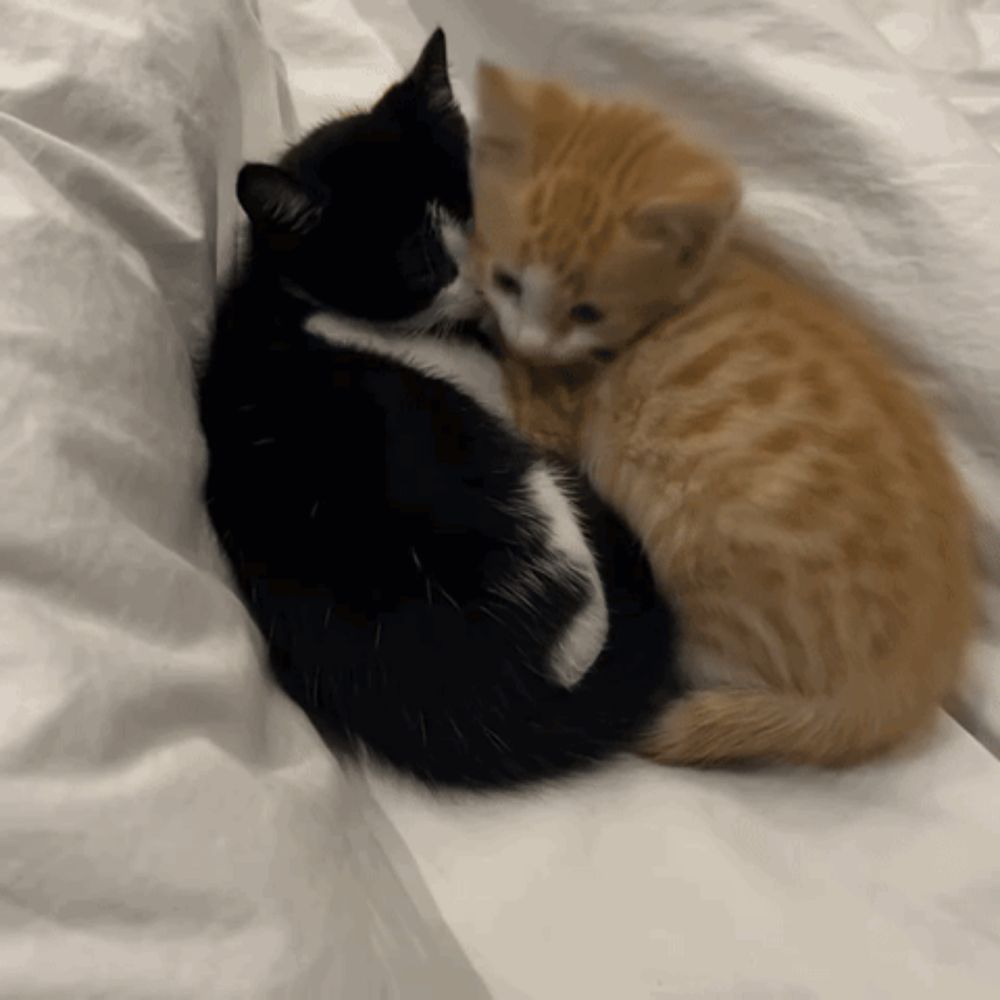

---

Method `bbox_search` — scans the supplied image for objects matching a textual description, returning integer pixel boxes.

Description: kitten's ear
[404,28,453,111]
[236,163,323,237]
[473,62,532,168]
[628,199,734,269]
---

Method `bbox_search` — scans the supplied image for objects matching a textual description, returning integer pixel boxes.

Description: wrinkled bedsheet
[1,0,998,997]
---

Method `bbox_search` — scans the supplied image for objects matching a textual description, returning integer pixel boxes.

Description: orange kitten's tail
[640,684,942,768]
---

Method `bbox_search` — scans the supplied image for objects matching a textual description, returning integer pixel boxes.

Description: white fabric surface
[0,2,487,997]
[2,0,999,997]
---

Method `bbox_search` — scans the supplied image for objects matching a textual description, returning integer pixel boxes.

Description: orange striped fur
[471,65,977,767]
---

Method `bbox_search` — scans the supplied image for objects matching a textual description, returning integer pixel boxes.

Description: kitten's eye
[493,267,522,297]
[591,348,617,362]
[569,302,604,325]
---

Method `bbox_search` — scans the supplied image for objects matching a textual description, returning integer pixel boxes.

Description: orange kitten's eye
[493,267,521,297]
[569,303,603,324]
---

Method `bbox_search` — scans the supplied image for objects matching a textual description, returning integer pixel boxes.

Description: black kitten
[198,29,681,789]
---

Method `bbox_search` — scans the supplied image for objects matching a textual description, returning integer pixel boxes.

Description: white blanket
[2,0,998,997]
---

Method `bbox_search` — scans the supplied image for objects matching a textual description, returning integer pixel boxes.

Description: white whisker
[437,583,460,611]
[311,662,322,707]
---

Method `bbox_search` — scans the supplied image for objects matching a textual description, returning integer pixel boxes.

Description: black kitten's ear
[236,163,322,236]
[405,28,453,111]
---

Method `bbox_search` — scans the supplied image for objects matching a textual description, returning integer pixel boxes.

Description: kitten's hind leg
[523,464,609,688]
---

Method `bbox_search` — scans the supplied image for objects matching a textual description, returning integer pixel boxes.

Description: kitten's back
[202,307,680,787]
[470,65,977,767]
[588,249,976,765]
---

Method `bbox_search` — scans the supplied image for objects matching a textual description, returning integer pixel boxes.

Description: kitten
[197,31,680,789]
[469,63,977,767]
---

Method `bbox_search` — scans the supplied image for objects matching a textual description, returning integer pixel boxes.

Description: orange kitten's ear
[628,199,736,269]
[474,62,532,168]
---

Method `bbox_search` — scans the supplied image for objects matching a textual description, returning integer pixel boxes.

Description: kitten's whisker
[311,662,322,708]
[448,717,467,748]
[479,603,504,626]
[436,582,460,611]
[482,725,510,752]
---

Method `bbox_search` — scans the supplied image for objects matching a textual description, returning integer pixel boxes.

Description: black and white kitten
[198,29,680,789]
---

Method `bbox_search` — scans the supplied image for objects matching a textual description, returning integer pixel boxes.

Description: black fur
[198,29,681,789]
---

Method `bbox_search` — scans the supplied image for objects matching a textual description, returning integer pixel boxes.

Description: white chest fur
[305,312,511,423]
[305,309,607,689]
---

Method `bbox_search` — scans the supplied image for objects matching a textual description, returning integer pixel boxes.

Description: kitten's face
[470,65,740,365]
[237,30,473,322]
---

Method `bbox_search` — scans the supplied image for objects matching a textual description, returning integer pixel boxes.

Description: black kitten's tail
[371,513,682,790]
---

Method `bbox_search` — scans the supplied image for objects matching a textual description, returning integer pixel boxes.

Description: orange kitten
[469,64,977,766]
